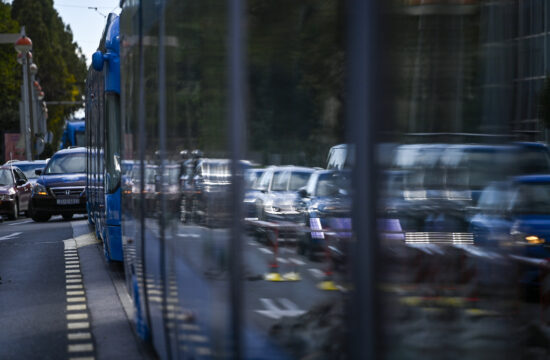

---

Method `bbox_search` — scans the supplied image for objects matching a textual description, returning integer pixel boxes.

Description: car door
[13,168,32,211]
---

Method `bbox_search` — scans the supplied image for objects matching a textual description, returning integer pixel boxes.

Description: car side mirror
[16,179,26,186]
[298,188,308,198]
[35,169,42,176]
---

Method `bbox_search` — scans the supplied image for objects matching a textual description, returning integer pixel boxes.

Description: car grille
[50,187,84,198]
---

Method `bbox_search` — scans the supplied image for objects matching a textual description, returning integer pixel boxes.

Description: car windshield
[44,153,86,174]
[14,163,45,179]
[289,171,312,191]
[315,172,351,197]
[511,182,550,214]
[0,169,12,186]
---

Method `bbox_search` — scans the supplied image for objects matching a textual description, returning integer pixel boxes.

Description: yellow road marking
[67,291,85,296]
[67,304,87,311]
[67,332,91,340]
[67,322,90,330]
[67,313,88,320]
[66,284,83,290]
[68,343,94,352]
[67,297,87,303]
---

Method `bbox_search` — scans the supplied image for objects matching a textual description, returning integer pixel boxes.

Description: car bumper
[32,196,87,214]
[0,199,15,215]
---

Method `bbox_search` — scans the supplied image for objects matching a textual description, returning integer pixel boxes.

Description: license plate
[57,198,79,205]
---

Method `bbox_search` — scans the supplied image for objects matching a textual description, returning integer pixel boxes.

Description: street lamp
[14,35,31,54]
[14,34,35,160]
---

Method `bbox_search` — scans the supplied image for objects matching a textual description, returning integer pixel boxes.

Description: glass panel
[244,1,348,358]
[105,93,121,194]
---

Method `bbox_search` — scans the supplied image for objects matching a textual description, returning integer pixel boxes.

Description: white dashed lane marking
[308,268,325,279]
[64,238,95,360]
[258,247,273,255]
[0,232,22,241]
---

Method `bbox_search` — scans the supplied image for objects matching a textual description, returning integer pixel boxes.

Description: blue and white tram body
[86,13,123,262]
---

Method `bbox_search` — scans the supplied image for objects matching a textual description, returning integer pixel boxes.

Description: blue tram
[85,13,123,262]
[83,0,550,358]
[59,119,86,150]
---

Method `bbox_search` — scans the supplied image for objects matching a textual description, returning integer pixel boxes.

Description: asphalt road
[0,215,154,360]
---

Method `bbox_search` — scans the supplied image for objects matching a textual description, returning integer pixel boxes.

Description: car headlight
[33,184,48,196]
[511,230,545,245]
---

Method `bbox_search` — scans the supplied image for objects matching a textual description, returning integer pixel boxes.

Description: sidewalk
[71,220,156,360]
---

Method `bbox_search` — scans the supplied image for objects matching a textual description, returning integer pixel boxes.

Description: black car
[30,147,87,222]
[0,166,33,220]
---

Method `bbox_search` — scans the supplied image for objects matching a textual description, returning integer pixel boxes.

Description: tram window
[105,93,121,194]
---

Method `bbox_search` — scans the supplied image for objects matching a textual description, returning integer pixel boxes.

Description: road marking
[68,343,94,352]
[177,233,200,238]
[8,220,32,226]
[248,241,258,246]
[67,332,91,340]
[67,291,86,296]
[67,284,84,290]
[67,313,89,320]
[180,323,200,331]
[67,322,90,330]
[258,247,273,255]
[64,237,95,360]
[255,298,306,320]
[0,232,22,241]
[308,268,325,279]
[67,296,87,303]
[276,257,288,264]
[289,258,305,266]
[189,334,208,343]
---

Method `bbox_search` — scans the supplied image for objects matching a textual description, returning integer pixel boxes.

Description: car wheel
[8,201,18,220]
[32,211,51,222]
[62,213,74,221]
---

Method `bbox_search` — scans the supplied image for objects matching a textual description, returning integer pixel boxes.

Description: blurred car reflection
[256,166,315,224]
[388,141,550,235]
[297,170,351,261]
[243,166,276,221]
[469,175,550,287]
[180,158,232,227]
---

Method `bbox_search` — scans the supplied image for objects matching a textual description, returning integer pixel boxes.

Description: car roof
[53,147,86,156]
[9,160,47,165]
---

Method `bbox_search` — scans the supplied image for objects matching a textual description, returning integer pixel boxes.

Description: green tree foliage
[0,1,20,132]
[11,0,87,147]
